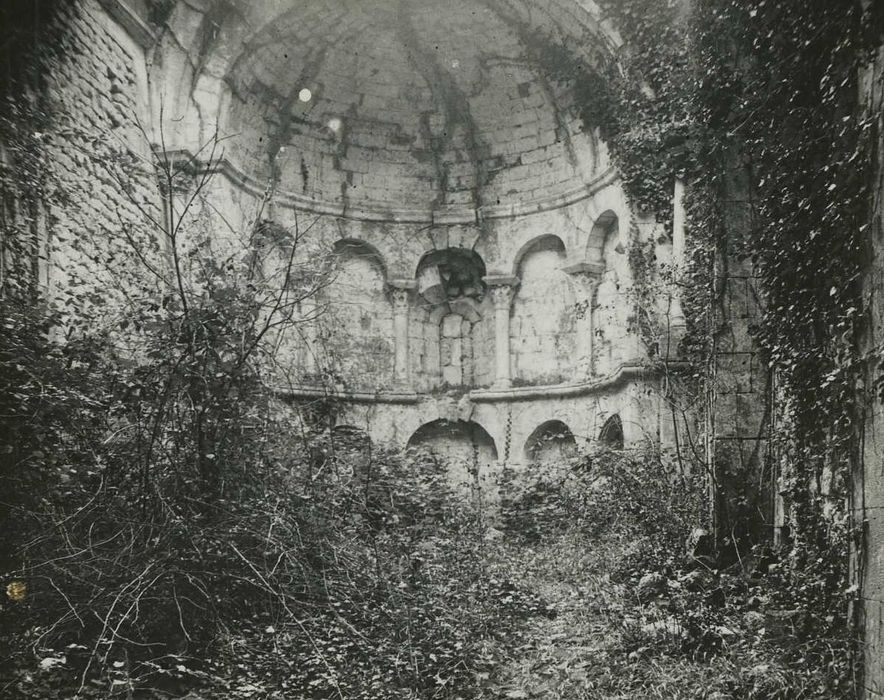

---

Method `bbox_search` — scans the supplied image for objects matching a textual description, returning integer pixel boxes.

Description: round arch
[331,238,388,279]
[511,234,567,277]
[415,248,487,305]
[407,419,498,457]
[524,420,578,464]
[407,419,498,491]
[585,210,619,267]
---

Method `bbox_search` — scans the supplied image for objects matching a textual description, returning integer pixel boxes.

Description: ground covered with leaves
[489,533,849,700]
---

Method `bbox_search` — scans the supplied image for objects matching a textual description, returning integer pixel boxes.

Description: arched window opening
[416,248,486,305]
[414,249,488,390]
[585,210,618,267]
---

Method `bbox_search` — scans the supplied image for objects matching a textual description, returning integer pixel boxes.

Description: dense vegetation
[575,0,879,694]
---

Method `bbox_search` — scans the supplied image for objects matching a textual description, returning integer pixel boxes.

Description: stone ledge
[275,362,691,406]
[275,385,421,404]
[469,363,656,402]
[563,261,606,277]
[482,275,520,288]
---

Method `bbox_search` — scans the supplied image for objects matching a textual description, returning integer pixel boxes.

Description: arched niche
[511,235,575,385]
[332,238,387,276]
[415,248,486,304]
[599,414,624,450]
[406,419,498,493]
[412,249,491,390]
[319,239,393,388]
[524,420,578,465]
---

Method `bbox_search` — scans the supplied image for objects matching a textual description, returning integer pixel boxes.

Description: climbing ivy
[559,0,881,693]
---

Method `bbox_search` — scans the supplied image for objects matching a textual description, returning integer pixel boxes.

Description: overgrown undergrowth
[495,451,856,699]
[1,374,857,699]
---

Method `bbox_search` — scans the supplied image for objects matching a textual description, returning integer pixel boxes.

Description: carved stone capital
[482,275,518,310]
[390,287,410,311]
[388,279,416,312]
[488,284,515,309]
[388,278,417,290]
[564,262,603,302]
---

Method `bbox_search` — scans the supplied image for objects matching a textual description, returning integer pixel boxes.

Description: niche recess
[511,235,574,386]
[415,249,488,389]
[525,420,578,465]
[321,240,394,389]
[407,419,498,493]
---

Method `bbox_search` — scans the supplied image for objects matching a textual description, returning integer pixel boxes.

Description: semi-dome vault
[153,0,623,220]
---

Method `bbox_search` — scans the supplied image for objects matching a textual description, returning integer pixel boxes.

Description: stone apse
[58,0,688,493]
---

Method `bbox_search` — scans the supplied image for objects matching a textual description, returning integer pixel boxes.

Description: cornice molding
[156,149,620,224]
[275,362,691,406]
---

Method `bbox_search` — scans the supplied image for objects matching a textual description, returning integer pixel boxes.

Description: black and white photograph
[1,0,882,697]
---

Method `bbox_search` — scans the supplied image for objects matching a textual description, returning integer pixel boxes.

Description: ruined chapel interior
[137,0,688,489]
[5,0,884,695]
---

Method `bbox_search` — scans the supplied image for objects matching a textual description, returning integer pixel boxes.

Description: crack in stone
[394,0,491,211]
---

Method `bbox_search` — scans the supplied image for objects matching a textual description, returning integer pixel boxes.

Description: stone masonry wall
[188,181,646,394]
[42,0,161,328]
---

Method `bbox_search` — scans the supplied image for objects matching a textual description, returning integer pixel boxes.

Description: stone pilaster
[389,279,416,386]
[670,176,688,333]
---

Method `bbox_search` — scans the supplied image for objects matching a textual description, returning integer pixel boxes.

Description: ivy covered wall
[578,0,882,694]
[859,18,884,696]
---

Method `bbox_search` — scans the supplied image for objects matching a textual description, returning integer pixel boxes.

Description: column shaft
[564,263,603,377]
[388,281,415,385]
[576,275,601,376]
[301,297,318,376]
[489,284,515,387]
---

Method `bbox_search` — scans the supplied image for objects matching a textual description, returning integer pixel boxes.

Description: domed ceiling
[222,0,612,217]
